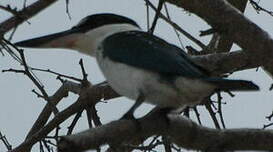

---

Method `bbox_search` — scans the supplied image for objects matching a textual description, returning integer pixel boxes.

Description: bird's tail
[204,78,260,91]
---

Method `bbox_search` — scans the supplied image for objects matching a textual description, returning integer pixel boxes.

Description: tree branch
[9,83,119,152]
[0,0,58,36]
[206,0,248,54]
[165,0,273,78]
[58,112,273,152]
[192,50,262,75]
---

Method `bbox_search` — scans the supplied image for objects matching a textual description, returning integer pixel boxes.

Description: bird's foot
[152,107,174,126]
[58,137,82,152]
[119,112,142,131]
[120,111,135,120]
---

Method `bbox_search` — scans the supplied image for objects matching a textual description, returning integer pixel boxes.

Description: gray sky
[1,0,273,151]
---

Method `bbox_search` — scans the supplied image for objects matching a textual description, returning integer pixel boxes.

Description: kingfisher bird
[15,13,259,119]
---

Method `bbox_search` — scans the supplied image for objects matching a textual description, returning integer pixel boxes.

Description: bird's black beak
[14,28,82,49]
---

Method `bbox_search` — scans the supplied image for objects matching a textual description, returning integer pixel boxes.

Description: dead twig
[205,100,221,129]
[249,0,273,17]
[144,0,206,50]
[149,0,164,34]
[0,131,12,150]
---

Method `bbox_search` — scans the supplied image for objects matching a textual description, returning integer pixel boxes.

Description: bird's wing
[102,31,208,78]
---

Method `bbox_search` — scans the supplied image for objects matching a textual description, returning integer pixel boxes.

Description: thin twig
[164,3,184,49]
[65,0,72,19]
[2,38,59,115]
[217,92,226,129]
[67,110,84,135]
[86,108,93,128]
[249,0,273,17]
[89,105,102,126]
[149,0,164,34]
[31,67,82,82]
[0,131,12,150]
[1,39,22,64]
[145,0,150,31]
[39,141,44,152]
[19,49,59,114]
[205,101,221,129]
[42,140,52,152]
[79,59,87,80]
[23,0,27,8]
[8,26,18,41]
[32,89,46,99]
[263,122,273,129]
[54,126,61,145]
[144,0,206,50]
[193,107,202,125]
[266,111,273,121]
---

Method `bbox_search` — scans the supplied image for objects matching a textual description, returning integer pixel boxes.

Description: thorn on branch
[266,111,273,121]
[199,28,217,36]
[57,76,65,83]
[225,90,235,97]
[263,122,273,129]
[0,5,30,24]
[79,59,90,87]
[32,89,46,99]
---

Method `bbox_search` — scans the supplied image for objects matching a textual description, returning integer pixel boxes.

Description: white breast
[96,47,148,100]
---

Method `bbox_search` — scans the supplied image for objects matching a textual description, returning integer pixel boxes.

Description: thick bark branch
[166,0,273,77]
[58,112,273,152]
[192,50,262,75]
[0,0,57,36]
[206,0,248,53]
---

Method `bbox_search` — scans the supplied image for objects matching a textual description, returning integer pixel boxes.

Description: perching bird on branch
[15,13,259,119]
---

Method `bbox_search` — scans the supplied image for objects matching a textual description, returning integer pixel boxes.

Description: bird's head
[15,13,141,56]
